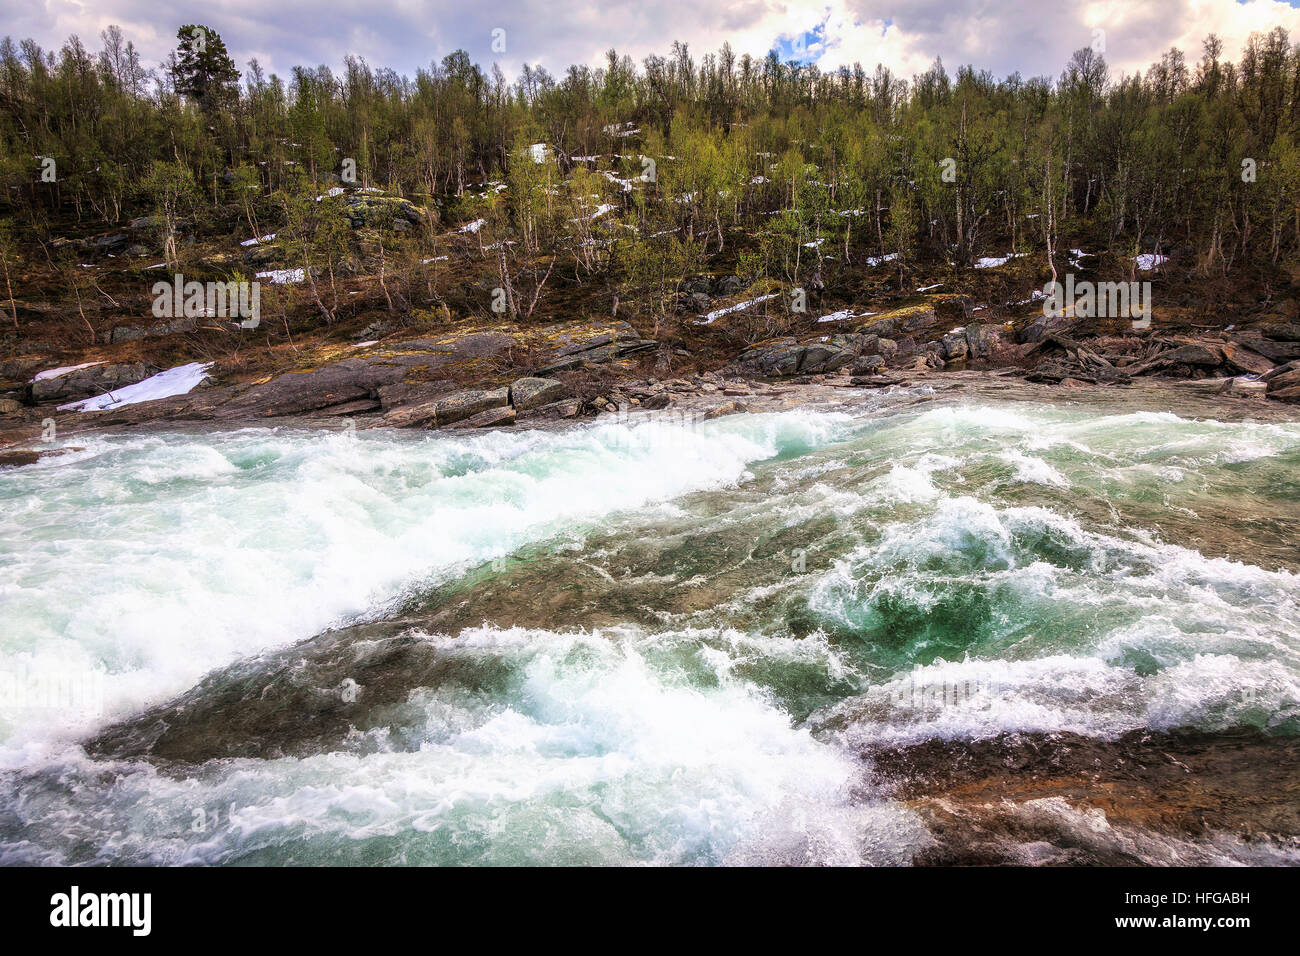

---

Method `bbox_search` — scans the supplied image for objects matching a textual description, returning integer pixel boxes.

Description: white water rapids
[1,394,1298,864]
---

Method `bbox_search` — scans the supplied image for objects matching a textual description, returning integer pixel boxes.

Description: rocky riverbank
[5,297,1300,458]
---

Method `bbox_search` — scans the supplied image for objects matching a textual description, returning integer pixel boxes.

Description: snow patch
[33,361,104,382]
[974,253,1026,269]
[59,363,212,412]
[255,268,306,284]
[695,294,780,325]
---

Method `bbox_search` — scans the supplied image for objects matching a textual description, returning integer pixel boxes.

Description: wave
[0,624,928,866]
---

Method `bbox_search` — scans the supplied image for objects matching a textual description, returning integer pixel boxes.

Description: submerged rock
[868,728,1300,864]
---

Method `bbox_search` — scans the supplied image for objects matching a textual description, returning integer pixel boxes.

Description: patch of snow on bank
[974,253,1026,269]
[817,309,876,323]
[695,294,780,325]
[256,268,306,284]
[33,361,104,382]
[58,363,212,412]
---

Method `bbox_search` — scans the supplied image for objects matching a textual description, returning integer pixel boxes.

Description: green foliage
[172,25,239,112]
[2,24,1300,285]
[140,160,198,267]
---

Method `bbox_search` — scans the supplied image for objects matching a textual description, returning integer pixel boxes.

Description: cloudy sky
[4,0,1300,85]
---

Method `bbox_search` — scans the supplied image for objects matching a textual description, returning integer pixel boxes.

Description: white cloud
[1,0,1297,87]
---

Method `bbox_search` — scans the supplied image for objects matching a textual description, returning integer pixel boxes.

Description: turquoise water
[1,392,1298,864]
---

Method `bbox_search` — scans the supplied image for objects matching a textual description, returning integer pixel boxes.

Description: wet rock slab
[867,729,1300,864]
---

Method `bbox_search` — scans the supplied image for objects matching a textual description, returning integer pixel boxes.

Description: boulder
[851,354,886,375]
[1265,365,1300,394]
[543,399,582,418]
[856,304,938,338]
[376,387,509,429]
[226,331,516,418]
[734,338,803,376]
[734,338,855,376]
[509,377,566,411]
[1126,342,1224,375]
[373,401,439,429]
[797,343,856,374]
[376,381,452,410]
[1261,358,1300,383]
[30,362,155,403]
[428,387,509,427]
[342,194,427,230]
[1219,343,1274,376]
[850,374,907,388]
[1262,322,1300,342]
[0,357,54,390]
[684,291,712,314]
[964,323,997,359]
[940,330,969,361]
[1232,336,1300,363]
[0,450,42,467]
[824,333,870,356]
[534,321,657,374]
[445,406,516,429]
[107,316,197,344]
[228,359,396,417]
[91,233,128,253]
[854,333,882,355]
[702,400,750,420]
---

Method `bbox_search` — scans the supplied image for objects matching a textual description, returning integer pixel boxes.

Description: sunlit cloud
[2,0,1298,85]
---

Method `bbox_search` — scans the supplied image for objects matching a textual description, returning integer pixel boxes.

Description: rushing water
[1,387,1299,865]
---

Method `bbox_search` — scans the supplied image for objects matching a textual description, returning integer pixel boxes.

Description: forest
[0,23,1296,349]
